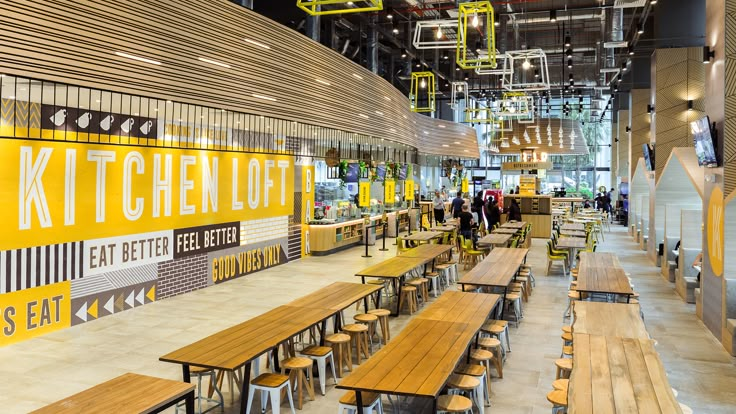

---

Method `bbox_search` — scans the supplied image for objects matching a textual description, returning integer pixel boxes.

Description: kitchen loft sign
[501,161,553,171]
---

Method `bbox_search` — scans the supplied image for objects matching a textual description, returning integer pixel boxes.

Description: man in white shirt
[432,190,446,225]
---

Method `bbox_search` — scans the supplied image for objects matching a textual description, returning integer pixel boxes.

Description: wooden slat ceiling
[0,0,479,158]
[493,118,589,156]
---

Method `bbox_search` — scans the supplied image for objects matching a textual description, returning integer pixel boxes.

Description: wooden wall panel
[618,109,630,180]
[0,0,479,158]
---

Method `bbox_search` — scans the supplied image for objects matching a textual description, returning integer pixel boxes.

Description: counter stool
[281,357,315,410]
[445,374,484,414]
[367,309,391,344]
[399,286,418,314]
[546,389,568,414]
[554,358,573,379]
[176,365,224,414]
[481,320,511,354]
[408,278,430,304]
[337,391,384,414]
[366,279,391,303]
[561,345,574,358]
[563,290,580,321]
[477,337,504,378]
[561,332,573,346]
[245,373,295,414]
[509,281,527,302]
[301,346,337,396]
[342,324,370,364]
[425,271,442,297]
[469,349,495,391]
[504,292,523,326]
[436,395,473,414]
[444,261,459,284]
[561,326,572,334]
[435,264,452,289]
[325,333,352,377]
[353,313,378,353]
[552,379,569,391]
[454,364,490,406]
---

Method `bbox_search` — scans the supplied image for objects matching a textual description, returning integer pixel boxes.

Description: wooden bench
[30,373,195,414]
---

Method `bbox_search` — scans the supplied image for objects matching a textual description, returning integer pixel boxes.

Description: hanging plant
[338,160,348,188]
[359,160,368,179]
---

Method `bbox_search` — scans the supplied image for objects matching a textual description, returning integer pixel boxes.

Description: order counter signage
[501,161,553,171]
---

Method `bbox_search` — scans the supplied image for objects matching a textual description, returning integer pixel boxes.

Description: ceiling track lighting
[628,46,635,56]
[564,35,571,48]
[550,10,557,22]
[647,104,654,114]
[386,8,394,19]
[392,25,399,34]
[400,48,407,59]
[637,23,644,35]
[566,48,573,59]
[567,59,573,69]
[621,61,628,72]
[703,45,715,63]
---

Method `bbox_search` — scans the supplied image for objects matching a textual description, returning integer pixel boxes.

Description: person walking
[459,204,477,248]
[451,192,465,219]
[432,190,446,225]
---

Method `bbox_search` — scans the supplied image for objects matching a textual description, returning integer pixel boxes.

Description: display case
[502,195,553,238]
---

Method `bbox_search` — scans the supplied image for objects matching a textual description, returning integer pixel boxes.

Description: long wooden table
[572,302,648,339]
[477,233,512,247]
[402,231,443,243]
[501,221,527,229]
[576,252,633,302]
[337,292,499,411]
[568,334,681,414]
[30,373,195,414]
[458,248,529,318]
[356,256,431,316]
[160,282,382,414]
[561,223,585,231]
[397,243,453,260]
[492,227,520,234]
[560,229,587,237]
[430,225,456,232]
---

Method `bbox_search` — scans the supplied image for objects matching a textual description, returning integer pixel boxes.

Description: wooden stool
[342,324,370,364]
[325,333,352,377]
[435,263,452,288]
[504,292,522,326]
[280,357,315,410]
[177,365,223,414]
[481,320,511,354]
[353,313,379,353]
[552,379,569,391]
[547,389,568,413]
[300,346,336,396]
[454,364,490,406]
[561,326,572,334]
[399,286,418,314]
[477,337,504,378]
[563,290,579,320]
[469,348,495,396]
[425,271,442,297]
[437,394,473,413]
[445,374,483,414]
[561,332,573,346]
[561,345,574,358]
[368,308,391,344]
[408,278,430,303]
[554,358,573,379]
[337,391,383,414]
[246,373,295,414]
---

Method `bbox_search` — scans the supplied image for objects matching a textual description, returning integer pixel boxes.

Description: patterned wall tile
[0,241,84,294]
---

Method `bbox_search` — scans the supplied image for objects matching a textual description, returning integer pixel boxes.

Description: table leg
[272,348,280,372]
[356,391,364,412]
[239,361,252,414]
[363,295,369,313]
[361,276,366,284]
[182,364,191,383]
[319,320,327,346]
[184,390,195,414]
[501,287,508,319]
[393,276,404,317]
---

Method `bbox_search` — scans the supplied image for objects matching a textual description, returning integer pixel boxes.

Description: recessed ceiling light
[244,38,270,49]
[358,113,369,119]
[198,57,231,68]
[454,141,461,144]
[375,110,384,115]
[252,93,277,101]
[384,96,391,101]
[438,125,446,128]
[115,51,162,65]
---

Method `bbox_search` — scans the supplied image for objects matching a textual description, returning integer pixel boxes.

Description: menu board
[519,175,536,196]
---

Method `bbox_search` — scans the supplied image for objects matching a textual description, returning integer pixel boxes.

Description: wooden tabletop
[459,248,528,288]
[556,237,588,249]
[355,256,430,279]
[576,252,633,297]
[416,291,500,325]
[568,334,681,414]
[492,227,520,234]
[287,282,382,311]
[501,221,527,229]
[430,225,456,232]
[30,373,194,414]
[572,302,649,339]
[398,244,453,260]
[403,231,443,241]
[477,233,512,246]
[160,305,335,371]
[336,318,481,398]
[560,229,587,237]
[561,223,585,231]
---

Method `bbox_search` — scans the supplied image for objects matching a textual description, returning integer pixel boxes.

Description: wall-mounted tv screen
[398,164,408,180]
[345,162,360,183]
[375,164,386,182]
[691,116,718,167]
[642,144,653,171]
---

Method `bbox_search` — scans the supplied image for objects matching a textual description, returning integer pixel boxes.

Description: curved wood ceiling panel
[0,0,479,158]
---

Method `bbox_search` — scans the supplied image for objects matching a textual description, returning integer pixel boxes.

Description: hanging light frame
[502,49,551,91]
[450,81,469,109]
[456,1,497,70]
[413,19,459,49]
[297,0,383,16]
[410,72,436,113]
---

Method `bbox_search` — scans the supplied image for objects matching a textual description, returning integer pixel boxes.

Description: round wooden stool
[300,346,337,396]
[399,286,418,314]
[325,333,352,377]
[367,308,391,344]
[547,389,568,412]
[454,364,490,406]
[561,332,573,346]
[435,263,452,289]
[407,278,430,303]
[552,378,569,391]
[425,271,441,297]
[477,337,504,378]
[554,358,573,379]
[481,320,511,354]
[445,374,483,413]
[561,325,572,334]
[342,324,370,364]
[561,345,574,358]
[280,357,315,410]
[353,313,379,353]
[337,391,383,414]
[437,394,473,413]
[245,373,294,414]
[505,292,522,325]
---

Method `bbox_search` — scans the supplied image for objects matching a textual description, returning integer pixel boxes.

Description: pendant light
[564,35,571,48]
[436,27,443,39]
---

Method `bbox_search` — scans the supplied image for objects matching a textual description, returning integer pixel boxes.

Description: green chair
[546,241,568,277]
[396,237,412,255]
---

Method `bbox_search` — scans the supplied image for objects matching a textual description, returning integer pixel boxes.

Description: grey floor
[1,225,734,413]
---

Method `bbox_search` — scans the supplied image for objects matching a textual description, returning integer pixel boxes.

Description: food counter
[501,195,553,238]
[308,210,410,256]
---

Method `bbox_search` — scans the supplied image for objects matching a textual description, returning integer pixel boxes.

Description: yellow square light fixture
[464,107,493,124]
[297,0,383,16]
[410,72,436,113]
[457,1,496,70]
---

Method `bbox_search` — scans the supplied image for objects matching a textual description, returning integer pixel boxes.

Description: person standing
[507,198,522,222]
[459,204,477,248]
[432,190,446,225]
[451,192,465,219]
[485,198,500,231]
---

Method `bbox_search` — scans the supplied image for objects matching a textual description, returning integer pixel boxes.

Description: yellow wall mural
[708,186,724,276]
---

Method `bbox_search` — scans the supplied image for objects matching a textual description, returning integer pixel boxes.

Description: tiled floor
[2,225,735,413]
